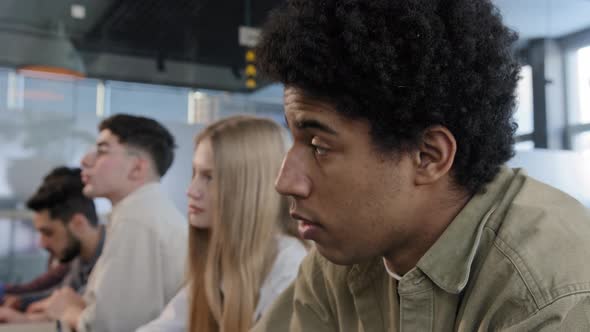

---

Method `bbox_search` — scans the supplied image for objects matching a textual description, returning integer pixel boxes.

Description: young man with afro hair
[252,0,590,330]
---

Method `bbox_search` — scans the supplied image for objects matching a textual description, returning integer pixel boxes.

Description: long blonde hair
[188,116,290,332]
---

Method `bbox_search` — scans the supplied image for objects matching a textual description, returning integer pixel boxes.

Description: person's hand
[26,298,50,314]
[0,307,28,324]
[62,306,84,330]
[45,287,85,320]
[1,295,21,310]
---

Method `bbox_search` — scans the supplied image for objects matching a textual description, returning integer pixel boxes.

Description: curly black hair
[257,0,520,193]
[99,114,177,177]
[26,167,98,226]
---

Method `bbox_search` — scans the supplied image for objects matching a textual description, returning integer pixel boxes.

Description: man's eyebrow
[292,118,339,136]
[97,141,109,148]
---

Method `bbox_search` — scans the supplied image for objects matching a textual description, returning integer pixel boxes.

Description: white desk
[508,149,590,206]
[0,210,32,221]
[0,322,56,332]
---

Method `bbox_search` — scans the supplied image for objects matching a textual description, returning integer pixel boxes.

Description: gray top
[61,225,105,294]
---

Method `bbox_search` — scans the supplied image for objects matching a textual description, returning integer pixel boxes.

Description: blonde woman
[137,116,307,332]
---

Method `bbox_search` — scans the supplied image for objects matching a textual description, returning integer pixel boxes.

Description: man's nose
[275,149,312,199]
[81,150,96,168]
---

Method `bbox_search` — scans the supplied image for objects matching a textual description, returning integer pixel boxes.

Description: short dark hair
[99,114,177,177]
[257,0,520,193]
[27,167,98,226]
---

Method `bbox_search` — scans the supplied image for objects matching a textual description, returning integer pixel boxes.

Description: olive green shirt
[253,167,590,331]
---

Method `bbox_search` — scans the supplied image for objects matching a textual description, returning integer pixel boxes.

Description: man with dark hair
[45,114,187,332]
[0,167,104,324]
[252,0,590,331]
[97,114,176,179]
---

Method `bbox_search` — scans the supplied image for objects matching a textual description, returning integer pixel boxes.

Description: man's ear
[67,213,88,236]
[413,125,457,186]
[129,156,150,181]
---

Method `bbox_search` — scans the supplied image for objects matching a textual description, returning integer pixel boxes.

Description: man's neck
[108,180,154,206]
[384,189,471,276]
[79,226,102,262]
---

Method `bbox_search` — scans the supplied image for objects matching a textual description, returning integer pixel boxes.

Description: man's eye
[311,143,328,156]
[311,137,328,156]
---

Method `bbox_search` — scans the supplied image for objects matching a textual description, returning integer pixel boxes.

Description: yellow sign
[246,78,257,89]
[245,50,256,62]
[245,64,257,76]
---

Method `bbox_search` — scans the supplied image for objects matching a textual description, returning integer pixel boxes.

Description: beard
[59,231,82,263]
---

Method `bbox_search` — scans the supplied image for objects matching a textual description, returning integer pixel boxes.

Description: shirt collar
[108,182,162,224]
[416,167,520,294]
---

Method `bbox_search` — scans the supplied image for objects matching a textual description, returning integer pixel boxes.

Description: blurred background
[0,0,589,284]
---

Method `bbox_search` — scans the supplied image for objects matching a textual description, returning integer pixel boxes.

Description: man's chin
[315,244,362,266]
[58,253,78,264]
[82,185,98,198]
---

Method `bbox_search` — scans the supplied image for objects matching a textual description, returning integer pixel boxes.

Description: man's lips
[291,212,323,240]
[290,212,321,226]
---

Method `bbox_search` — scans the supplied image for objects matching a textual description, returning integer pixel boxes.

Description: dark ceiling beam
[80,50,258,92]
[0,29,266,92]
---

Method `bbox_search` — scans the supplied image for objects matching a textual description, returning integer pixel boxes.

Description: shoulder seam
[493,236,545,309]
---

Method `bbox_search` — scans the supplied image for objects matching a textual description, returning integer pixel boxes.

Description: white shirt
[382,257,404,281]
[137,235,308,332]
[136,286,188,332]
[77,183,188,332]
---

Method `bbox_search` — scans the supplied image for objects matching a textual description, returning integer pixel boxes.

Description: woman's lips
[189,205,205,214]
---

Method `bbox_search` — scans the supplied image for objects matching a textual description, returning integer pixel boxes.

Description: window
[515,140,535,151]
[572,131,590,151]
[565,44,590,151]
[576,46,590,124]
[0,68,9,111]
[108,81,189,123]
[514,65,534,136]
[513,65,534,150]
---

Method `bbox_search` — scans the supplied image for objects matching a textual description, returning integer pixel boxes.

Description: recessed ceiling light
[71,4,86,20]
